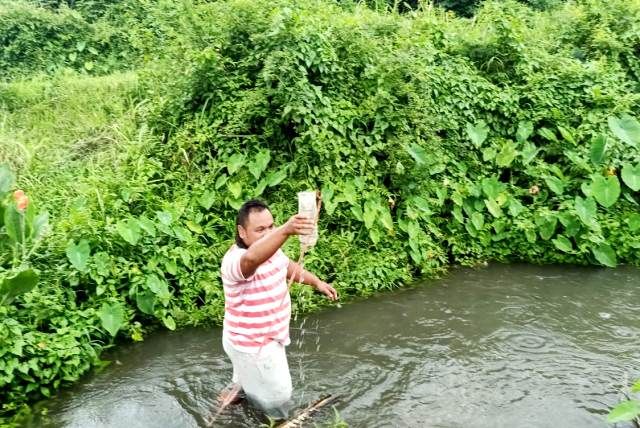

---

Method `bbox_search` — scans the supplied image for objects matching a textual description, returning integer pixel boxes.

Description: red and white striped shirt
[221,245,291,353]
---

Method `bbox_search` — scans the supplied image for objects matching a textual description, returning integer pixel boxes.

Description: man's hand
[283,214,315,236]
[315,281,339,301]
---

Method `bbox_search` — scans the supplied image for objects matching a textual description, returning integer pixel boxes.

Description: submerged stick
[275,394,339,428]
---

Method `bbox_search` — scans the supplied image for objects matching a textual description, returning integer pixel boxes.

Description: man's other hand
[316,281,339,301]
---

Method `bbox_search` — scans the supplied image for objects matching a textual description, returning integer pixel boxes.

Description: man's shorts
[222,337,293,419]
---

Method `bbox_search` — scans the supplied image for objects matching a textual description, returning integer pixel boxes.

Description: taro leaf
[66,239,90,272]
[4,204,23,244]
[138,216,156,237]
[146,274,171,301]
[591,175,620,208]
[481,176,506,200]
[254,178,268,196]
[369,227,381,245]
[520,142,539,165]
[538,127,557,141]
[321,184,336,215]
[574,196,597,227]
[412,196,432,216]
[198,190,216,210]
[214,174,228,190]
[581,181,593,198]
[98,302,125,337]
[621,163,640,191]
[31,212,49,240]
[496,141,517,167]
[608,114,640,147]
[525,229,536,243]
[248,150,271,180]
[226,153,246,174]
[363,199,377,229]
[485,199,503,218]
[452,207,464,223]
[228,181,242,199]
[471,212,484,230]
[627,213,640,232]
[592,243,617,267]
[558,213,581,237]
[156,211,173,226]
[266,168,287,187]
[465,120,488,148]
[378,206,394,231]
[590,135,607,165]
[116,218,141,245]
[0,269,38,305]
[557,126,576,145]
[536,216,557,241]
[405,143,428,164]
[0,164,15,193]
[163,316,176,331]
[516,121,533,143]
[136,290,156,315]
[607,400,640,423]
[508,198,524,217]
[544,176,564,195]
[552,235,573,253]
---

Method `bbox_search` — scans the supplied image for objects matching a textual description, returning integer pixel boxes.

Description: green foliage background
[1,0,640,424]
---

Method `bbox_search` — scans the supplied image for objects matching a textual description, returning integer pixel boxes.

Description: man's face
[238,209,275,247]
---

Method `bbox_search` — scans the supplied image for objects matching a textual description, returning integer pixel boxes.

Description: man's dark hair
[235,199,270,248]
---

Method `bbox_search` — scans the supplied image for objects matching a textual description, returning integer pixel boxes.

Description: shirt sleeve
[221,247,251,283]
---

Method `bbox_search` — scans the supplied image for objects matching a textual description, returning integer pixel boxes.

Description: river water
[30,264,640,427]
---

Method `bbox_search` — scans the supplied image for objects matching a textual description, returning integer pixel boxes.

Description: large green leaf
[228,181,243,199]
[574,196,597,227]
[628,213,640,232]
[608,114,640,147]
[485,199,503,218]
[544,176,564,195]
[520,142,539,165]
[116,218,141,245]
[465,120,488,148]
[4,204,23,245]
[592,243,617,267]
[98,302,125,337]
[248,149,271,180]
[266,168,287,187]
[198,190,216,210]
[163,316,176,331]
[471,212,484,230]
[66,239,91,272]
[363,199,377,229]
[481,176,506,200]
[516,121,533,143]
[405,143,428,164]
[226,153,246,174]
[0,164,15,193]
[552,235,573,253]
[0,269,39,305]
[146,274,171,301]
[591,175,620,208]
[136,290,156,315]
[607,400,640,423]
[590,135,607,165]
[495,141,517,167]
[621,163,640,191]
[536,216,557,241]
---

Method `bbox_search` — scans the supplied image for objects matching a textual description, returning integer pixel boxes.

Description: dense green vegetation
[2,0,640,424]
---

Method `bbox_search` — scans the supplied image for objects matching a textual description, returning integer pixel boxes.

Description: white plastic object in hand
[297,191,318,247]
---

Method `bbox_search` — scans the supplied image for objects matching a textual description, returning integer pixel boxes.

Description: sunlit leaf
[607,400,640,423]
[608,114,640,147]
[198,190,216,210]
[621,163,640,191]
[471,212,484,230]
[465,120,488,148]
[591,175,620,208]
[496,141,517,167]
[267,168,287,187]
[593,243,617,267]
[628,213,640,232]
[66,239,90,272]
[163,316,176,331]
[116,218,141,245]
[0,269,38,305]
[248,150,271,180]
[516,121,533,143]
[98,303,125,337]
[481,176,506,200]
[405,143,428,164]
[226,153,246,174]
[485,199,503,218]
[552,235,573,253]
[544,176,564,195]
[574,196,597,227]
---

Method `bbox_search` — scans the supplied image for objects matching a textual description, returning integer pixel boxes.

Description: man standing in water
[220,199,338,418]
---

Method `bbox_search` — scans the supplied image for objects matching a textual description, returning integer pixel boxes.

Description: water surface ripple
[31,264,640,427]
